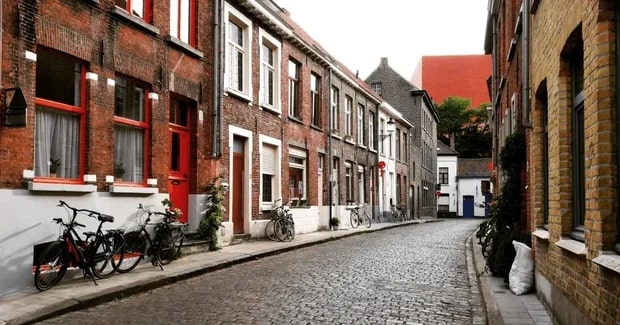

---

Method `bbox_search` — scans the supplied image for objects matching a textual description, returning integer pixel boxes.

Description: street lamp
[379,117,395,140]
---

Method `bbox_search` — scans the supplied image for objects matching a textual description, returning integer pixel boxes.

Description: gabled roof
[437,141,458,156]
[457,158,492,178]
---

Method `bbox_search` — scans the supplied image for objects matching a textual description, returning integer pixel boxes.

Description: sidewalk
[0,219,554,325]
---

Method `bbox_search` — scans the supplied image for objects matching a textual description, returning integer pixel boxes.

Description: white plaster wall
[457,178,489,217]
[437,156,458,213]
[0,189,167,296]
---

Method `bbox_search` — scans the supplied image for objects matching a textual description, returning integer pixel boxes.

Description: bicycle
[116,203,185,273]
[33,201,125,291]
[350,203,371,229]
[397,203,410,221]
[390,204,403,222]
[264,199,295,242]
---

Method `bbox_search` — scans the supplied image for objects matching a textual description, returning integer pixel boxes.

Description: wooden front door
[232,137,245,233]
[168,99,190,224]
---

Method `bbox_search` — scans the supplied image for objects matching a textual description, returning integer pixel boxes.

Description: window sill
[357,144,367,149]
[288,116,303,125]
[224,90,252,103]
[330,133,342,140]
[111,7,160,35]
[532,228,550,241]
[28,182,97,193]
[310,124,323,132]
[556,237,587,256]
[592,252,620,275]
[344,137,355,145]
[109,185,159,194]
[165,36,203,58]
[260,104,281,116]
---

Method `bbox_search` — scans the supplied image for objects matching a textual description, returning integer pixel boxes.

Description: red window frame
[115,0,153,23]
[170,0,197,47]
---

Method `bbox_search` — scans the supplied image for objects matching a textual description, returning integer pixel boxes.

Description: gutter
[522,0,532,128]
[211,0,224,158]
[327,67,333,229]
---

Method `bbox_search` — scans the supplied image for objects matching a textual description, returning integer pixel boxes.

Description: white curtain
[114,124,144,182]
[35,106,79,178]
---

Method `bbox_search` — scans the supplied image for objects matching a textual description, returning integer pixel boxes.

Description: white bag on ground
[509,240,534,295]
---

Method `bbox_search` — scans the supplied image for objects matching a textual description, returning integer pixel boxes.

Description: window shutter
[262,145,276,175]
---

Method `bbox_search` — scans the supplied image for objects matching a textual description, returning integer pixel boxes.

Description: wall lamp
[379,117,395,140]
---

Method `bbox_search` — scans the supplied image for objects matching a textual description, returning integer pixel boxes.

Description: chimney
[381,57,388,66]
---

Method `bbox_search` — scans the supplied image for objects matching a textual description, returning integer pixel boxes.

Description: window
[358,165,365,204]
[403,132,408,162]
[114,75,149,183]
[288,60,300,119]
[568,36,585,241]
[357,104,365,144]
[379,118,385,155]
[288,147,307,200]
[344,95,352,136]
[330,87,339,132]
[261,144,278,204]
[115,0,152,23]
[259,29,281,112]
[34,48,86,180]
[345,162,353,203]
[311,73,321,127]
[371,82,382,96]
[369,111,375,149]
[395,128,401,160]
[396,174,401,204]
[170,0,196,46]
[439,167,449,184]
[225,5,252,98]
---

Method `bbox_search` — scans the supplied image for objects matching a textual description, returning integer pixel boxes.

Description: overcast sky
[275,0,489,81]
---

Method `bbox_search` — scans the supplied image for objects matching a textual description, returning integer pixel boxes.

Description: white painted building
[436,141,459,217]
[456,158,493,218]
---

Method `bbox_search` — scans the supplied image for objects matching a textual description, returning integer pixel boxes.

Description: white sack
[509,240,534,295]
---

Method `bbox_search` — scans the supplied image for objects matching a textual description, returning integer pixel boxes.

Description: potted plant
[113,162,125,181]
[48,158,60,177]
[329,217,340,230]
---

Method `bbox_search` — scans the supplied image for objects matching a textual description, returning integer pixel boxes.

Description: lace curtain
[114,124,144,182]
[34,106,79,178]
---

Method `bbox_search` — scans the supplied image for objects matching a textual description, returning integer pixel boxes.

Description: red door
[168,100,190,224]
[232,137,245,234]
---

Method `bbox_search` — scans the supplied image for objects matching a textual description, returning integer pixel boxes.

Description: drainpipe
[522,1,532,128]
[212,0,224,158]
[327,67,333,229]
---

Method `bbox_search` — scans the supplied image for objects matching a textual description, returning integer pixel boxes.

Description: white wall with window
[224,4,252,100]
[259,135,281,211]
[258,28,281,113]
[437,152,458,215]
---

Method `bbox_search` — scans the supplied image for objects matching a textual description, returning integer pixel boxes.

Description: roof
[437,141,458,156]
[457,158,492,178]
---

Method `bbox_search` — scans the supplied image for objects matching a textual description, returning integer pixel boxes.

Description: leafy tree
[436,97,491,158]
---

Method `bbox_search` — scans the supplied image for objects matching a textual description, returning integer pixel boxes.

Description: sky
[275,0,489,82]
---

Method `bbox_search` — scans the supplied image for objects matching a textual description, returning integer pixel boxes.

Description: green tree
[436,97,491,158]
[436,97,473,149]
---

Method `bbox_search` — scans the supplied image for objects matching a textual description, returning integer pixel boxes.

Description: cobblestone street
[40,219,484,324]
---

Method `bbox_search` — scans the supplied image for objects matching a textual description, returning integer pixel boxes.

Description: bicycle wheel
[265,219,278,241]
[350,210,360,228]
[275,219,294,242]
[157,229,176,265]
[363,211,372,228]
[116,231,146,274]
[90,235,118,279]
[34,240,68,291]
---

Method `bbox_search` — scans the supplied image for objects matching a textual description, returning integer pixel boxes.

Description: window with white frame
[114,75,149,183]
[379,117,385,155]
[170,0,196,46]
[261,143,278,205]
[357,165,365,204]
[259,29,281,112]
[345,162,353,203]
[344,95,352,137]
[311,73,321,127]
[34,48,85,180]
[438,167,449,184]
[115,0,152,23]
[395,128,401,160]
[288,59,300,119]
[288,147,307,200]
[371,82,382,96]
[357,104,365,144]
[330,86,339,132]
[225,5,252,98]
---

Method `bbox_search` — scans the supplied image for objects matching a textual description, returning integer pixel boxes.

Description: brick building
[0,0,414,296]
[486,0,620,323]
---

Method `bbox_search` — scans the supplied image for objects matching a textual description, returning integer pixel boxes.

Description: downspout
[327,67,333,229]
[522,1,532,128]
[212,0,224,158]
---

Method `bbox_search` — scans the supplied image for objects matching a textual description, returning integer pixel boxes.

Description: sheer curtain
[35,106,79,178]
[114,124,143,182]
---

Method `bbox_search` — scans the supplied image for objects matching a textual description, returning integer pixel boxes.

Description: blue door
[463,195,474,218]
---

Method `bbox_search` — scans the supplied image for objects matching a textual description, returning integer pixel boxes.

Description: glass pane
[35,50,80,106]
[35,106,80,179]
[114,124,144,182]
[171,132,180,172]
[115,77,145,121]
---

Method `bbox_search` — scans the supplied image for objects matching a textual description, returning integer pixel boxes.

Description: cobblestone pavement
[39,219,484,325]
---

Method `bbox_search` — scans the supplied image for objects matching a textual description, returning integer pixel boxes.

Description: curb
[469,231,503,325]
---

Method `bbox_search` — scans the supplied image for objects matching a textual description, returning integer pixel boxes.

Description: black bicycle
[33,201,125,291]
[116,203,185,273]
[350,203,371,228]
[264,199,294,242]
